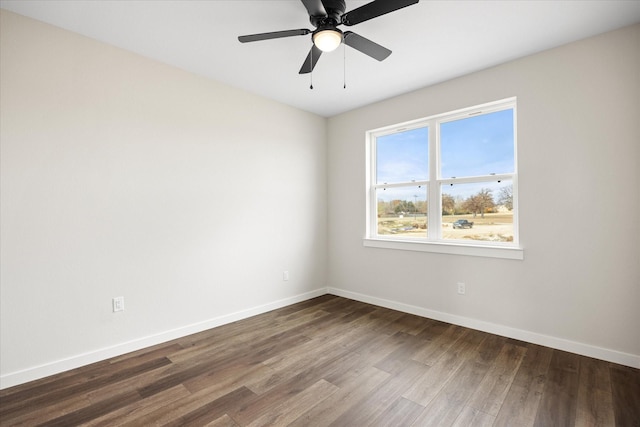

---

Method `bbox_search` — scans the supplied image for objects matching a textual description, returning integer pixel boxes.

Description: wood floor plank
[493,343,554,427]
[414,318,454,342]
[248,317,382,395]
[260,318,366,370]
[119,379,257,426]
[474,333,509,366]
[118,384,255,427]
[288,366,390,426]
[0,357,171,421]
[402,329,485,406]
[360,307,407,335]
[411,324,469,366]
[163,386,256,427]
[228,350,363,425]
[1,295,637,427]
[609,364,640,426]
[371,396,425,426]
[0,392,91,426]
[301,305,378,341]
[244,334,356,395]
[321,329,397,386]
[333,306,398,338]
[0,359,112,401]
[466,342,527,416]
[166,309,328,366]
[410,358,492,426]
[390,312,438,336]
[138,331,310,398]
[82,384,191,427]
[452,406,496,427]
[575,356,615,426]
[182,361,271,395]
[533,350,580,427]
[374,332,430,375]
[38,390,143,427]
[246,379,339,427]
[328,360,428,426]
[107,343,183,365]
[203,414,241,427]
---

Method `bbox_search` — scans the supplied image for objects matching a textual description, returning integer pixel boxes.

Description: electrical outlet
[112,296,125,312]
[457,282,466,295]
[283,271,289,281]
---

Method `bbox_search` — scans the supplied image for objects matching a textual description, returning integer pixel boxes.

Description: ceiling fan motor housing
[310,0,346,27]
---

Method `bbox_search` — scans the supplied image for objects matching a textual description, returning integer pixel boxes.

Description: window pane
[440,109,514,178]
[376,186,427,237]
[441,180,514,243]
[376,126,428,184]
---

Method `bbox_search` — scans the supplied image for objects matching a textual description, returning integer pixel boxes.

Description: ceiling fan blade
[299,45,323,74]
[300,0,327,17]
[343,31,391,61]
[238,29,310,43]
[342,0,419,26]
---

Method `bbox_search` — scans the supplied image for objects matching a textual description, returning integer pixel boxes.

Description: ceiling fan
[238,0,420,74]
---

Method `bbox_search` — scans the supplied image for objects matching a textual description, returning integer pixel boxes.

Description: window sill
[363,238,524,260]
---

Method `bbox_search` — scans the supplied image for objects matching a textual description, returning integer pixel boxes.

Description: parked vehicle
[452,219,474,229]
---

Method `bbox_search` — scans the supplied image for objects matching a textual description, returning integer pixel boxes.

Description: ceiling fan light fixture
[313,29,343,52]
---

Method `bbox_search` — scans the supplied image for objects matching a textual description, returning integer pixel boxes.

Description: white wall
[0,10,327,388]
[327,24,640,366]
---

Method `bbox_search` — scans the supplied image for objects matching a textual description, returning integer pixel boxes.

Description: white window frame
[364,98,523,260]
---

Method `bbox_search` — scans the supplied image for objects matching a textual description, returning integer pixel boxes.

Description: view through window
[368,98,517,247]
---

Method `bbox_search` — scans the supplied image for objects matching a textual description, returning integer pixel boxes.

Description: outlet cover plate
[113,296,124,312]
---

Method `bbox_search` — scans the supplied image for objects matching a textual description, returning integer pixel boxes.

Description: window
[365,98,522,259]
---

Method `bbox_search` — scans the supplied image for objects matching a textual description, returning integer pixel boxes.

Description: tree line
[378,185,513,218]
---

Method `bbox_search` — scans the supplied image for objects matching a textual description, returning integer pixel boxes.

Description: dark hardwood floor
[1,295,638,426]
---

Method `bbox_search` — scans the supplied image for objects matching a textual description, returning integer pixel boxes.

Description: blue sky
[440,109,514,178]
[376,126,429,184]
[375,108,514,202]
[376,109,514,184]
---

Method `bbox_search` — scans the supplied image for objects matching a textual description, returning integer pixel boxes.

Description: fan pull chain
[309,44,314,90]
[343,42,347,89]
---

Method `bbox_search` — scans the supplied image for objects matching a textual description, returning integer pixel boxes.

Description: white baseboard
[3,286,637,390]
[327,287,640,369]
[0,288,328,390]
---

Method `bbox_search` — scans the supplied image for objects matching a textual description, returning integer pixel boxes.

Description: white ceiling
[2,1,639,117]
